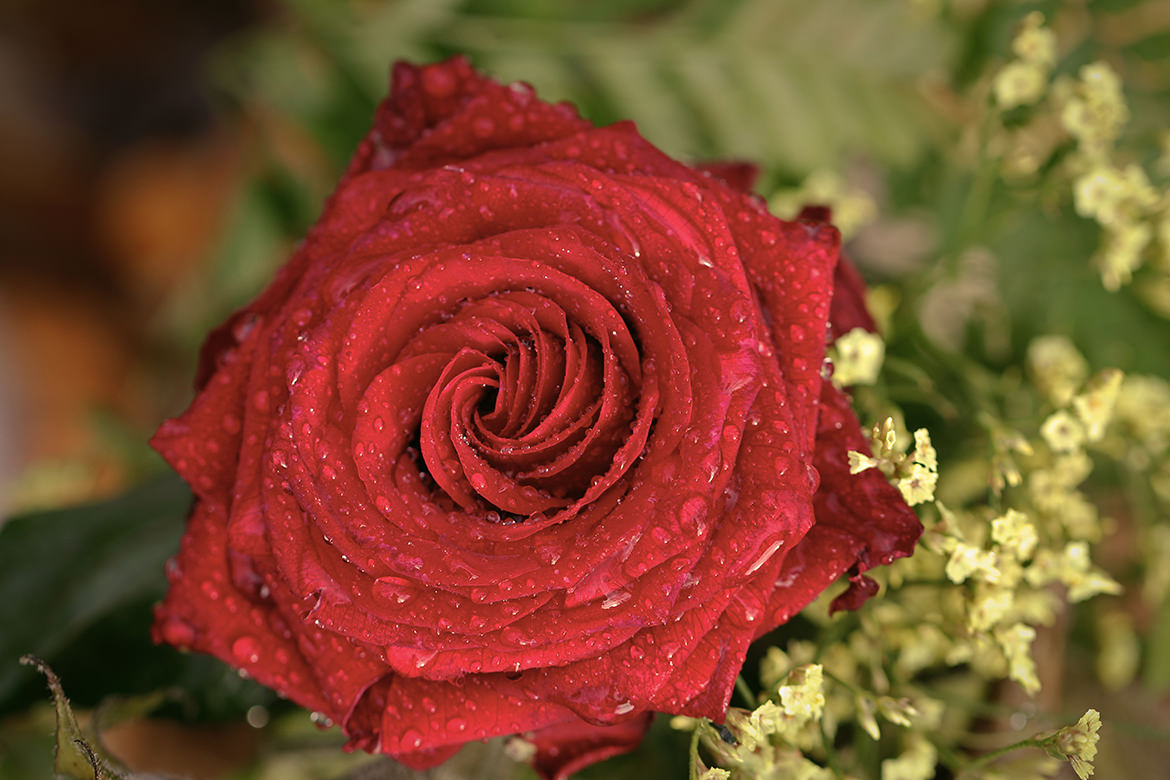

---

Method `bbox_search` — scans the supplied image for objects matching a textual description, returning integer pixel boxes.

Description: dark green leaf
[0,476,189,711]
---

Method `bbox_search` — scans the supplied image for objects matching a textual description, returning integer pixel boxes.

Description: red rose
[152,57,920,778]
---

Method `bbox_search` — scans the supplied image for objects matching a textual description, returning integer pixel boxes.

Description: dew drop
[745,540,784,574]
[601,590,631,610]
[678,495,709,536]
[232,635,261,664]
[158,616,197,647]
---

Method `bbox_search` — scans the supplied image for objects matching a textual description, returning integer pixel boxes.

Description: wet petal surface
[152,57,922,776]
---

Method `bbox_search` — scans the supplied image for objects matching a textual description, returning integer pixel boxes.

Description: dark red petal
[151,500,334,717]
[797,205,876,337]
[830,573,881,613]
[528,713,654,780]
[347,57,589,179]
[828,252,877,338]
[762,381,921,626]
[694,161,760,194]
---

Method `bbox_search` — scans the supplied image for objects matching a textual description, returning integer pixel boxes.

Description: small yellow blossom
[1049,709,1102,780]
[1028,335,1088,406]
[881,733,938,780]
[1060,62,1129,156]
[994,13,1056,110]
[876,696,918,728]
[779,664,825,722]
[991,509,1038,560]
[912,429,938,471]
[946,542,1000,584]
[849,451,879,474]
[1098,218,1153,290]
[1012,12,1057,67]
[876,417,900,457]
[995,623,1040,693]
[832,328,885,386]
[738,701,784,750]
[995,61,1047,109]
[898,463,938,506]
[772,752,836,780]
[1073,165,1129,224]
[1114,375,1170,448]
[1041,410,1086,453]
[1067,568,1123,603]
[698,769,731,780]
[1053,451,1094,487]
[857,694,881,741]
[1073,368,1123,441]
[1029,542,1121,601]
[897,429,939,505]
[968,584,1014,632]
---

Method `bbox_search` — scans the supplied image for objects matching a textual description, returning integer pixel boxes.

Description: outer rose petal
[694,161,760,193]
[529,714,654,780]
[761,379,921,629]
[760,214,921,624]
[152,56,923,779]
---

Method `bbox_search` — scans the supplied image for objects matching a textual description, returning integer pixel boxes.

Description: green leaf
[0,475,190,711]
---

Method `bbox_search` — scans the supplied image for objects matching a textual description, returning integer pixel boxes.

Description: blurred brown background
[0,0,265,512]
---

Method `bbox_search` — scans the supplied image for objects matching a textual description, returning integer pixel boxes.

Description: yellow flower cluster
[849,418,938,506]
[987,13,1170,293]
[1056,58,1169,291]
[830,327,885,387]
[678,332,1126,778]
[993,12,1056,110]
[676,662,835,780]
[1043,709,1102,779]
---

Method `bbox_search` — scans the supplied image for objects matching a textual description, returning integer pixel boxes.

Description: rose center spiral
[418,310,636,520]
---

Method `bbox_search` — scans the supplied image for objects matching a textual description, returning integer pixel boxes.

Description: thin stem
[926,732,966,772]
[822,668,863,696]
[820,720,847,780]
[688,724,702,780]
[734,675,757,707]
[960,737,1045,774]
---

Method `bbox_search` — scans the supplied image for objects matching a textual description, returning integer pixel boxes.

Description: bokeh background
[1,0,1169,778]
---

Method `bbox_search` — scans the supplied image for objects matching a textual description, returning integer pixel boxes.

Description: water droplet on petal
[232,635,261,664]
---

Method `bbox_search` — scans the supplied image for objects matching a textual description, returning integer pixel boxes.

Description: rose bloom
[152,57,920,778]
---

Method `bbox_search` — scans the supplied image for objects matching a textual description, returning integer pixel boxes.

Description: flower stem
[960,736,1045,774]
[688,723,702,780]
[734,675,756,707]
